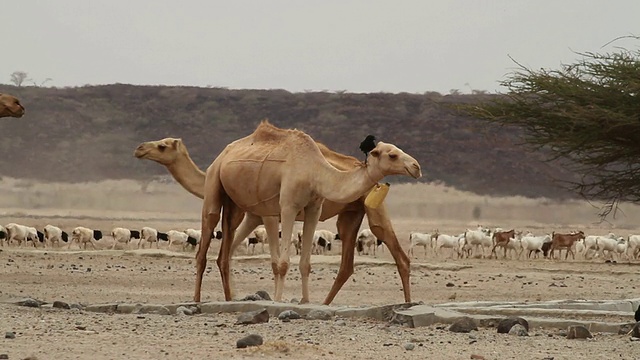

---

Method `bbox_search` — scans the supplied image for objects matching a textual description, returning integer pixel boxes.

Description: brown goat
[549,231,585,260]
[490,229,516,259]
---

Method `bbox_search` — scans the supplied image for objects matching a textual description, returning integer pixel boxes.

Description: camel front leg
[262,216,281,297]
[275,205,299,302]
[299,201,323,304]
[323,205,365,305]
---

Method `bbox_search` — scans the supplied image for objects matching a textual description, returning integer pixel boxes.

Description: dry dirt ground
[1,180,640,359]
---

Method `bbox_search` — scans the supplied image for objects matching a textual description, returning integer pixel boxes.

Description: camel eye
[389,153,398,160]
[158,145,167,151]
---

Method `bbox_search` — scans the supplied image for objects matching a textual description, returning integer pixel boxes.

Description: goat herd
[0,222,358,257]
[409,225,640,262]
[3,222,640,263]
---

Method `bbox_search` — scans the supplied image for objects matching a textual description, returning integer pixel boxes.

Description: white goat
[408,231,437,258]
[5,223,38,247]
[111,227,132,250]
[433,233,462,258]
[518,233,551,259]
[166,230,197,251]
[463,226,493,258]
[139,227,159,249]
[69,226,99,250]
[357,228,382,256]
[627,235,640,260]
[44,225,68,248]
[595,236,620,260]
[583,233,616,259]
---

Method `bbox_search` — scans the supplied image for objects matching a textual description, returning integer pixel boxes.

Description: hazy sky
[6,1,639,94]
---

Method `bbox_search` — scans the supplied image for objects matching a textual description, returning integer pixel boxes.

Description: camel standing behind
[135,137,415,305]
[0,94,25,118]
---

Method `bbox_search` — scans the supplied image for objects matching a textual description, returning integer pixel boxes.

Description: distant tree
[458,39,640,217]
[31,78,53,87]
[10,71,30,87]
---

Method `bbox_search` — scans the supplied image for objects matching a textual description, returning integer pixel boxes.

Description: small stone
[5,332,15,339]
[236,334,263,348]
[278,310,301,321]
[470,355,485,360]
[76,325,87,331]
[403,343,415,351]
[566,325,592,339]
[0,354,8,360]
[176,306,193,316]
[15,298,42,308]
[497,317,529,333]
[236,308,269,325]
[290,298,299,304]
[241,294,263,301]
[334,320,347,326]
[449,317,478,333]
[305,309,332,321]
[133,305,171,316]
[508,324,528,336]
[53,300,70,309]
[445,282,455,287]
[255,290,271,301]
[630,322,640,338]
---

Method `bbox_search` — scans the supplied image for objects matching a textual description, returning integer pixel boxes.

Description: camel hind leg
[323,205,365,305]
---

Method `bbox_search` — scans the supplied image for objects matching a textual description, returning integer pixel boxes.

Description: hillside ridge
[0,84,578,199]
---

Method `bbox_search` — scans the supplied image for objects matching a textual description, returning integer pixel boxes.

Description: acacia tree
[460,42,640,217]
[10,71,30,87]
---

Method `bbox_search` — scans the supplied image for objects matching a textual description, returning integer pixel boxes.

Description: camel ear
[369,149,380,157]
[171,139,180,148]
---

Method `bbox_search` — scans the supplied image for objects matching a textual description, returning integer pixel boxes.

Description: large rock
[85,303,118,313]
[449,317,478,333]
[237,334,263,348]
[566,325,593,339]
[236,308,270,325]
[497,317,529,333]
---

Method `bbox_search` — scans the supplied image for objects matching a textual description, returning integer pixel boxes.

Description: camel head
[134,138,185,165]
[366,141,422,179]
[0,93,25,118]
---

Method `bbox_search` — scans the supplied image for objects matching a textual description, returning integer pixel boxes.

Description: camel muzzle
[406,163,422,179]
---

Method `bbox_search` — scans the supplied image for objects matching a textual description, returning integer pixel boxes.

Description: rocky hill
[0,84,580,199]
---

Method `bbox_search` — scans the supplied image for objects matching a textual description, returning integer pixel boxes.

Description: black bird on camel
[359,135,376,164]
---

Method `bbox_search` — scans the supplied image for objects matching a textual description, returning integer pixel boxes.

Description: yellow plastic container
[364,183,390,209]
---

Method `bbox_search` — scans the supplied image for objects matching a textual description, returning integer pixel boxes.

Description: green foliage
[458,43,640,216]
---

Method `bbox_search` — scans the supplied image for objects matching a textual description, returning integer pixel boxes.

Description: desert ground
[1,179,639,360]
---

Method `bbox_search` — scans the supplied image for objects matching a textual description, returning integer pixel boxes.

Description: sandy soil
[1,242,639,360]
[1,181,640,359]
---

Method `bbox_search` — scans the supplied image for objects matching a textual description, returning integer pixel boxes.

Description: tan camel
[135,137,414,304]
[0,94,25,118]
[137,120,421,303]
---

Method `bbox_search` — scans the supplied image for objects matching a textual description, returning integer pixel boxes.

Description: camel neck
[166,153,206,199]
[313,162,381,204]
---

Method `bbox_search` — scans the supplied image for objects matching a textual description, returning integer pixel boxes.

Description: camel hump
[252,119,314,146]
